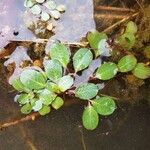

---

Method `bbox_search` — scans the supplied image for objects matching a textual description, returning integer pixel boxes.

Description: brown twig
[95,14,131,19]
[103,12,139,33]
[95,6,135,13]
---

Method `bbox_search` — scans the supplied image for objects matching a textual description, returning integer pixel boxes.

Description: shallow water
[0,0,150,150]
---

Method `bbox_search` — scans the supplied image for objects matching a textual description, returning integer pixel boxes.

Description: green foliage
[21,103,32,114]
[96,62,118,80]
[82,105,99,130]
[118,55,137,72]
[52,97,64,110]
[125,21,137,34]
[49,42,70,68]
[39,105,51,116]
[73,48,93,72]
[75,83,98,100]
[132,63,150,79]
[91,96,116,116]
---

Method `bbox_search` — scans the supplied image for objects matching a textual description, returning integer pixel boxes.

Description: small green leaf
[117,55,137,72]
[117,32,135,49]
[132,63,150,79]
[125,21,137,34]
[96,62,118,80]
[87,31,108,49]
[41,11,50,21]
[82,105,99,130]
[49,42,70,68]
[24,0,36,8]
[52,97,64,110]
[39,105,51,116]
[11,78,29,92]
[46,81,61,93]
[39,89,57,105]
[44,60,62,82]
[17,93,34,105]
[20,69,46,90]
[92,96,116,116]
[75,83,98,100]
[58,75,74,92]
[32,100,43,111]
[73,48,93,72]
[21,103,32,114]
[30,4,42,15]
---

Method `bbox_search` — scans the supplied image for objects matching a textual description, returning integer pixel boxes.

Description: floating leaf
[73,48,93,72]
[82,105,99,130]
[49,42,70,68]
[39,105,51,116]
[118,55,137,72]
[44,0,56,10]
[58,75,74,92]
[52,97,64,110]
[50,10,61,19]
[20,69,46,90]
[46,81,61,93]
[92,96,116,116]
[32,100,43,111]
[125,21,137,34]
[41,11,50,21]
[132,63,150,79]
[24,0,36,8]
[21,103,32,114]
[30,4,42,15]
[117,33,135,49]
[87,31,108,49]
[75,83,98,100]
[39,89,57,105]
[96,62,118,80]
[44,60,62,82]
[17,93,34,105]
[11,78,29,92]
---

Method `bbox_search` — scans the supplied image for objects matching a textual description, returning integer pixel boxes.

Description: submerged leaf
[52,97,64,110]
[96,62,118,80]
[82,105,99,130]
[44,60,62,82]
[58,75,74,92]
[20,69,46,90]
[73,48,93,72]
[132,63,150,79]
[75,83,98,100]
[49,42,70,68]
[92,96,116,116]
[118,55,137,72]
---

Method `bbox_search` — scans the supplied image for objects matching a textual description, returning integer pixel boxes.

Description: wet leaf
[87,31,108,49]
[21,103,32,114]
[96,62,118,80]
[20,69,46,90]
[39,89,57,105]
[17,93,34,105]
[75,83,98,100]
[82,105,99,130]
[41,11,50,21]
[39,105,51,116]
[49,42,70,68]
[52,97,64,110]
[44,60,62,82]
[92,96,116,116]
[58,75,74,92]
[73,48,93,72]
[24,0,36,8]
[118,55,137,72]
[46,81,61,93]
[125,21,137,34]
[30,4,42,15]
[132,63,150,79]
[32,100,43,111]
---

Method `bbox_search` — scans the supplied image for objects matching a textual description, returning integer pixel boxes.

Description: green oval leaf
[75,83,98,100]
[58,75,74,92]
[46,81,61,93]
[20,69,46,90]
[49,42,70,68]
[39,105,51,116]
[96,62,118,80]
[125,21,137,34]
[117,55,137,72]
[30,4,42,15]
[52,97,64,110]
[39,89,57,105]
[21,103,32,114]
[32,100,43,111]
[44,60,62,82]
[82,105,99,130]
[73,48,93,72]
[132,63,150,79]
[92,96,116,116]
[17,93,34,105]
